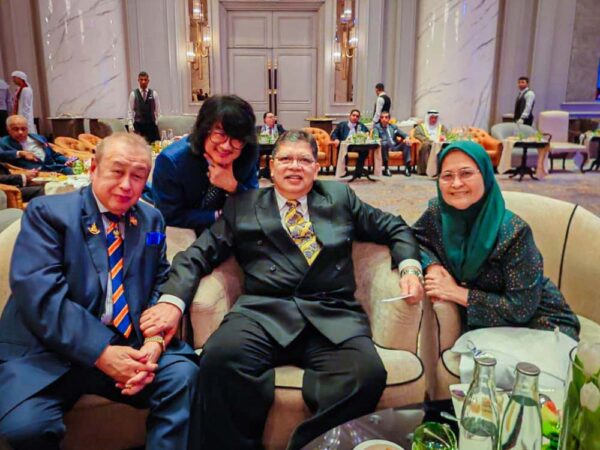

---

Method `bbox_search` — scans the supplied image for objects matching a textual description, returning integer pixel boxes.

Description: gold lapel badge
[88,223,100,235]
[129,215,138,227]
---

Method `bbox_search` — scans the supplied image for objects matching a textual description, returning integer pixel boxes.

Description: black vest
[514,89,534,122]
[374,94,391,120]
[133,88,156,124]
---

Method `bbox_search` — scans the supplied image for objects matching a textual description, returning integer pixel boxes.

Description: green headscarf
[437,141,506,283]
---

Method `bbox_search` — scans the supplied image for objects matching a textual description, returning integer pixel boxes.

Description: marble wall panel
[566,0,600,101]
[414,0,499,128]
[38,0,129,118]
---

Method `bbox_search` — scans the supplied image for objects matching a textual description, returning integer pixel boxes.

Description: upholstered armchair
[50,142,94,161]
[420,191,600,400]
[177,225,426,450]
[538,111,588,172]
[96,118,128,136]
[467,127,502,167]
[78,133,102,152]
[302,127,334,172]
[0,184,23,209]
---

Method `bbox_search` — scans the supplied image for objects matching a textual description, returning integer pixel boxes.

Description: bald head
[6,114,27,128]
[95,132,151,166]
[7,115,29,142]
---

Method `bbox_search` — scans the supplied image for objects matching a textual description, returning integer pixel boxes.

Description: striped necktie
[284,200,321,265]
[104,212,132,338]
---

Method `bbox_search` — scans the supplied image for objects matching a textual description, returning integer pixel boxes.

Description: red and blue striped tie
[105,213,132,338]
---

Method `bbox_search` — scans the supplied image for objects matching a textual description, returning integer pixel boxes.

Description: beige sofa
[420,191,600,400]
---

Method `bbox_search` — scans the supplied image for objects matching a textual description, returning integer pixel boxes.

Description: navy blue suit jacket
[0,134,71,173]
[373,123,408,145]
[0,185,193,420]
[152,136,259,233]
[330,121,369,142]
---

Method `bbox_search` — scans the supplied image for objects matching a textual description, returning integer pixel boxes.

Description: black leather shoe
[383,168,392,177]
[404,167,411,177]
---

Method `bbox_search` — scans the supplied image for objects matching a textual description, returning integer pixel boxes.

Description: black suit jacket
[331,121,369,142]
[256,124,285,135]
[161,180,420,346]
[0,164,23,186]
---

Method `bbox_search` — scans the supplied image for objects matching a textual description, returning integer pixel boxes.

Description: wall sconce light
[192,0,204,21]
[200,25,211,57]
[186,42,196,63]
[333,40,342,64]
[340,0,352,23]
[346,27,357,58]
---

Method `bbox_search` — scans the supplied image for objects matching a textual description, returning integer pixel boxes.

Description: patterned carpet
[261,162,600,225]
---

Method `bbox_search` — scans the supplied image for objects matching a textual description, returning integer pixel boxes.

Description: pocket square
[146,232,166,246]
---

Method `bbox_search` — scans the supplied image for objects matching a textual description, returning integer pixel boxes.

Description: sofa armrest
[371,296,422,352]
[433,300,462,352]
[0,184,23,210]
[189,257,244,349]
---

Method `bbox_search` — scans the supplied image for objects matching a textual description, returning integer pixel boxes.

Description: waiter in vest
[514,76,535,126]
[128,71,161,143]
[372,83,391,124]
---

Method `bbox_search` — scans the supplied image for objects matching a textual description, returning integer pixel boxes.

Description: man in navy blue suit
[0,132,198,450]
[0,115,73,174]
[330,109,369,177]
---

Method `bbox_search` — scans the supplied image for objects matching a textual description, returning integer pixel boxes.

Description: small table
[258,143,276,179]
[506,141,549,181]
[303,400,456,450]
[335,142,382,181]
[305,117,334,134]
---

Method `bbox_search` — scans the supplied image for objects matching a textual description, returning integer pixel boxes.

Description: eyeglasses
[439,168,480,184]
[209,129,245,150]
[274,155,316,167]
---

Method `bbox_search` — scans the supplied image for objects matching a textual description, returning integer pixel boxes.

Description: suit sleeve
[236,163,259,193]
[158,198,236,307]
[0,174,24,186]
[467,223,544,328]
[9,201,114,367]
[152,153,218,229]
[331,124,343,141]
[345,184,420,266]
[0,144,20,162]
[148,215,171,306]
[411,202,444,269]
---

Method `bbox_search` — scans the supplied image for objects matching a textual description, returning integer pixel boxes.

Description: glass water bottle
[500,362,543,450]
[459,355,500,450]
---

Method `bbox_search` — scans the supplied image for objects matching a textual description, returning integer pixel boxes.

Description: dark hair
[272,130,318,160]
[518,76,529,83]
[263,111,274,120]
[350,109,361,117]
[189,94,258,179]
[138,71,149,78]
[380,111,391,118]
[375,83,384,91]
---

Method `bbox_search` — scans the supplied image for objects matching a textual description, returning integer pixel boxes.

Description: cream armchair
[420,191,600,400]
[177,224,426,450]
[538,111,588,172]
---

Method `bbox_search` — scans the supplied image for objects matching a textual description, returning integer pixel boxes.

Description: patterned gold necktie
[284,200,321,265]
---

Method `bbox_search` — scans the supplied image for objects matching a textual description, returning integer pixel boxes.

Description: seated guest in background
[0,163,44,201]
[127,71,161,143]
[414,109,448,175]
[0,115,73,174]
[0,132,199,450]
[374,111,411,177]
[257,111,285,137]
[331,109,369,176]
[152,95,259,236]
[141,130,424,450]
[412,141,580,340]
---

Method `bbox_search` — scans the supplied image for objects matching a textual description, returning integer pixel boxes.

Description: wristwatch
[400,267,424,284]
[144,335,165,352]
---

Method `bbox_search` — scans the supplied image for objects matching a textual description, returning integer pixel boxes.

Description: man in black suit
[331,109,370,178]
[256,111,285,137]
[0,163,44,201]
[140,130,424,449]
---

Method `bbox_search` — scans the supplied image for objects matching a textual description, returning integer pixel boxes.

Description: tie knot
[286,200,299,209]
[104,212,121,224]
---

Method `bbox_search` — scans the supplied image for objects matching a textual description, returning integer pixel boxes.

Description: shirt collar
[274,188,308,214]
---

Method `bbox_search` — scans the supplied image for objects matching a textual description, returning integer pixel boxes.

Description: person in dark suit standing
[0,115,73,174]
[140,130,424,450]
[152,95,259,236]
[0,133,199,450]
[127,71,161,143]
[514,76,535,126]
[374,111,411,177]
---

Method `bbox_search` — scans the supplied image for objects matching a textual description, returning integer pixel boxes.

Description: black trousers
[381,142,411,166]
[21,186,44,202]
[197,312,387,450]
[0,356,199,450]
[133,121,160,143]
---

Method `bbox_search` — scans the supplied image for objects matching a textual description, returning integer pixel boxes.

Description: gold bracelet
[400,267,424,283]
[144,335,165,352]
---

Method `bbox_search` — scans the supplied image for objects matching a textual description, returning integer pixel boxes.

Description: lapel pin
[88,223,100,235]
[129,216,138,227]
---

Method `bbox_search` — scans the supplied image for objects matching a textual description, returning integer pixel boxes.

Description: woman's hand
[206,154,238,193]
[424,264,469,306]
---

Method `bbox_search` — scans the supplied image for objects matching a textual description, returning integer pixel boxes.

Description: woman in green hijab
[412,141,579,339]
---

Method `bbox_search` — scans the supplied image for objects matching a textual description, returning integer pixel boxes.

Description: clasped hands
[95,303,182,396]
[424,264,468,306]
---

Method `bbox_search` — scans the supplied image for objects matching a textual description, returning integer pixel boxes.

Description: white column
[414,0,499,129]
[37,0,129,118]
